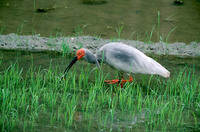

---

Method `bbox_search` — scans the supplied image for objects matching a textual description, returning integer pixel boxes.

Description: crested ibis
[61,42,170,87]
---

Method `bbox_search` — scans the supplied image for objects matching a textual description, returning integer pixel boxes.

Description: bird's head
[61,48,100,80]
[62,49,85,74]
[61,49,86,79]
[76,49,85,60]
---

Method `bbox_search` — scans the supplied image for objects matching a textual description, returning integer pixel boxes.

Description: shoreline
[0,33,200,56]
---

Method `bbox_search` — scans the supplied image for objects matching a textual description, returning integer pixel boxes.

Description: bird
[61,42,170,88]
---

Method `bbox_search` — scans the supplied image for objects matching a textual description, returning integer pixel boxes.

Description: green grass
[0,25,6,35]
[16,21,27,35]
[73,24,88,37]
[0,60,199,132]
[115,24,125,39]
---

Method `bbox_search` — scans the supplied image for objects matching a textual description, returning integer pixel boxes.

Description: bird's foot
[105,76,133,88]
[104,79,120,84]
[119,75,133,88]
[104,79,124,88]
[121,75,133,83]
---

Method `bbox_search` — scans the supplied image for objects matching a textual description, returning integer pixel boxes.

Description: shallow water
[0,0,200,43]
[0,50,200,77]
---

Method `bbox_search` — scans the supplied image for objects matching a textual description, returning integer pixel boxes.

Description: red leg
[104,79,120,84]
[105,76,122,85]
[121,75,133,83]
[105,75,133,88]
[120,76,124,88]
[120,82,124,88]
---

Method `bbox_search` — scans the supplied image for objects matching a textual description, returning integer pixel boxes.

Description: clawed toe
[105,75,133,88]
[104,79,120,84]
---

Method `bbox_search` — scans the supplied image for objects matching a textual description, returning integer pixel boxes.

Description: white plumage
[96,42,170,78]
[62,42,170,86]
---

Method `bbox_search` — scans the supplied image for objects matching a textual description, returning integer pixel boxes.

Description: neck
[83,49,100,68]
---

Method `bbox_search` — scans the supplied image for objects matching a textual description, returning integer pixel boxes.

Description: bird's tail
[160,69,170,78]
[148,58,170,78]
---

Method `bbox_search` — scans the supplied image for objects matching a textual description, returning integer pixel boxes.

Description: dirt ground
[0,33,199,56]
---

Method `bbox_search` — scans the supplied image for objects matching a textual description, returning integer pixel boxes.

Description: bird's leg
[121,74,133,83]
[104,72,122,85]
[118,75,133,88]
[117,74,133,88]
[116,73,124,88]
[119,76,124,88]
[104,79,120,84]
[105,72,125,88]
[104,76,133,88]
[117,73,133,88]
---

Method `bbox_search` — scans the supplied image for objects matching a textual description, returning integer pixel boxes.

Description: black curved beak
[64,56,78,74]
[61,56,78,79]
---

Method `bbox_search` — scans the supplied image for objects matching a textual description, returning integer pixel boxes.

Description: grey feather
[96,42,170,78]
[83,48,100,68]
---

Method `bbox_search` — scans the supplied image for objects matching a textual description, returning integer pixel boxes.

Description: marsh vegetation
[0,54,199,131]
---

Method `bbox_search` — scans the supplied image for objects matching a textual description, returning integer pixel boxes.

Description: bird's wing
[96,43,170,77]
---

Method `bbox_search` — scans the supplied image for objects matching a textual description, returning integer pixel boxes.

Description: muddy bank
[0,33,199,56]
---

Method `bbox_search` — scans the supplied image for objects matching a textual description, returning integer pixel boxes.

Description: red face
[76,49,85,60]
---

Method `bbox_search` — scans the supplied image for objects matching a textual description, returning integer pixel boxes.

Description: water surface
[1,50,199,77]
[0,0,200,43]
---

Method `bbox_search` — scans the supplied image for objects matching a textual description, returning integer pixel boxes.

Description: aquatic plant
[115,24,125,39]
[74,25,88,37]
[0,25,6,35]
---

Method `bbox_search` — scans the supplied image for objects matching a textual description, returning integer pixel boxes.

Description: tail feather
[152,61,170,78]
[159,68,170,78]
[143,57,170,78]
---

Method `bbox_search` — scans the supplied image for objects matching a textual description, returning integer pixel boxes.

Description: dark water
[0,0,200,43]
[0,50,200,77]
